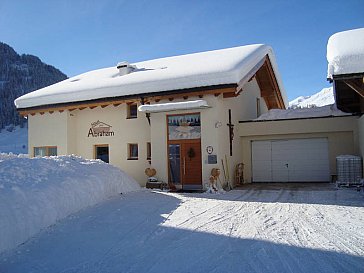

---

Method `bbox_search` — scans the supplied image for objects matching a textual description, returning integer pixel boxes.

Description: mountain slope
[289,87,334,109]
[0,42,67,129]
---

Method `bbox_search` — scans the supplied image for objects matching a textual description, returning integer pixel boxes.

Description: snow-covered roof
[254,104,351,121]
[138,100,209,113]
[327,28,364,79]
[15,44,287,109]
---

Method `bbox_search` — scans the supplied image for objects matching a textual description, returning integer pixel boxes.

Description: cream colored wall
[71,104,151,184]
[28,112,69,156]
[216,79,267,187]
[239,116,359,183]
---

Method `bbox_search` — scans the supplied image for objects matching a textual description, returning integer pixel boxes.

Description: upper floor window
[34,146,57,157]
[127,103,138,119]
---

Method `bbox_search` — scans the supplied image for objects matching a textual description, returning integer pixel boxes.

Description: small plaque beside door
[207,155,217,164]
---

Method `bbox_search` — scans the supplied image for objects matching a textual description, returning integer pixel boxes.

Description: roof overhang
[138,100,210,113]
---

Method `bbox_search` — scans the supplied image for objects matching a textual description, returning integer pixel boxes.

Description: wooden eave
[18,84,237,116]
[254,56,285,110]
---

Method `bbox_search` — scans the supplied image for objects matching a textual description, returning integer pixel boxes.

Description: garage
[252,138,330,182]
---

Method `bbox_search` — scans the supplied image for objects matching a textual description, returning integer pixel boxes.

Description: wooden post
[227,109,234,156]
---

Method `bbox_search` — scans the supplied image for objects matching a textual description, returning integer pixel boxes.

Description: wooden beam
[18,86,237,116]
[344,79,364,98]
[223,92,238,98]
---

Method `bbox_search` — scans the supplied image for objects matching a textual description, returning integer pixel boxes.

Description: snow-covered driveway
[1,187,364,273]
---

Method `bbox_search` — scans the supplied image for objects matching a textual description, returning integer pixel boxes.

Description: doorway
[167,113,202,190]
[168,140,202,189]
[95,145,109,163]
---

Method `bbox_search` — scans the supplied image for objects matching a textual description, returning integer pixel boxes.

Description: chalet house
[15,44,286,188]
[15,34,363,187]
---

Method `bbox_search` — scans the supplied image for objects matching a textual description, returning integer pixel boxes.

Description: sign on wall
[87,120,115,137]
[168,114,201,140]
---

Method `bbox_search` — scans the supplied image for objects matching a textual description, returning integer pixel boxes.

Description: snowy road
[1,187,364,273]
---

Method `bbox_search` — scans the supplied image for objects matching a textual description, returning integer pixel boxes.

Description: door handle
[285,163,288,168]
[183,157,186,175]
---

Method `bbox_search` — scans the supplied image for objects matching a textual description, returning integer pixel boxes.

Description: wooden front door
[181,141,202,188]
[168,140,202,189]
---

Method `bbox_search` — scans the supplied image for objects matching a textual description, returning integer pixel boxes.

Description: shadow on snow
[0,191,363,273]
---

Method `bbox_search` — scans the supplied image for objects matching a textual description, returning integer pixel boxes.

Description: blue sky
[0,0,363,101]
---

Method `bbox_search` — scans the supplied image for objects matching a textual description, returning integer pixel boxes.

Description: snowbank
[0,154,140,254]
[255,104,351,121]
[327,28,364,78]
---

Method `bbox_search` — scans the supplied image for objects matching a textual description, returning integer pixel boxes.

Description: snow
[1,187,363,272]
[327,28,364,78]
[15,44,287,109]
[138,100,209,113]
[0,125,28,154]
[255,104,351,121]
[289,87,334,109]
[0,154,140,254]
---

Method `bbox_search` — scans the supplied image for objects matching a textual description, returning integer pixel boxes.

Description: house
[16,31,363,187]
[15,44,286,189]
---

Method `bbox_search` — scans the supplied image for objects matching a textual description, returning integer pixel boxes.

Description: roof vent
[117,61,136,76]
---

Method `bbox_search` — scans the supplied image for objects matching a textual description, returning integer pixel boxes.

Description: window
[127,103,138,119]
[147,142,151,160]
[95,145,109,163]
[34,146,57,157]
[128,143,138,160]
[256,97,261,117]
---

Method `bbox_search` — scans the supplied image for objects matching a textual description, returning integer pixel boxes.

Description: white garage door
[252,138,330,182]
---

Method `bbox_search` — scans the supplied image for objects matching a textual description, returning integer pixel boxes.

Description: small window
[147,142,151,160]
[95,145,109,163]
[127,103,138,119]
[34,146,57,157]
[256,97,261,117]
[128,143,138,160]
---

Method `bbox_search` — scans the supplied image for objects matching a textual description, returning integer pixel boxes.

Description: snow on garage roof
[327,28,364,79]
[254,104,351,121]
[15,44,287,109]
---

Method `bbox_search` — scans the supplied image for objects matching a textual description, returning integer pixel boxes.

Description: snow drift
[0,154,140,254]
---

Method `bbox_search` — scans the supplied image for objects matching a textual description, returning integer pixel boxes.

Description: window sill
[127,158,138,160]
[126,117,137,119]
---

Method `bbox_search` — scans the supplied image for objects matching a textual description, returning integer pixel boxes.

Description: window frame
[34,146,58,157]
[147,142,151,161]
[127,103,138,119]
[94,144,110,163]
[128,143,139,160]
